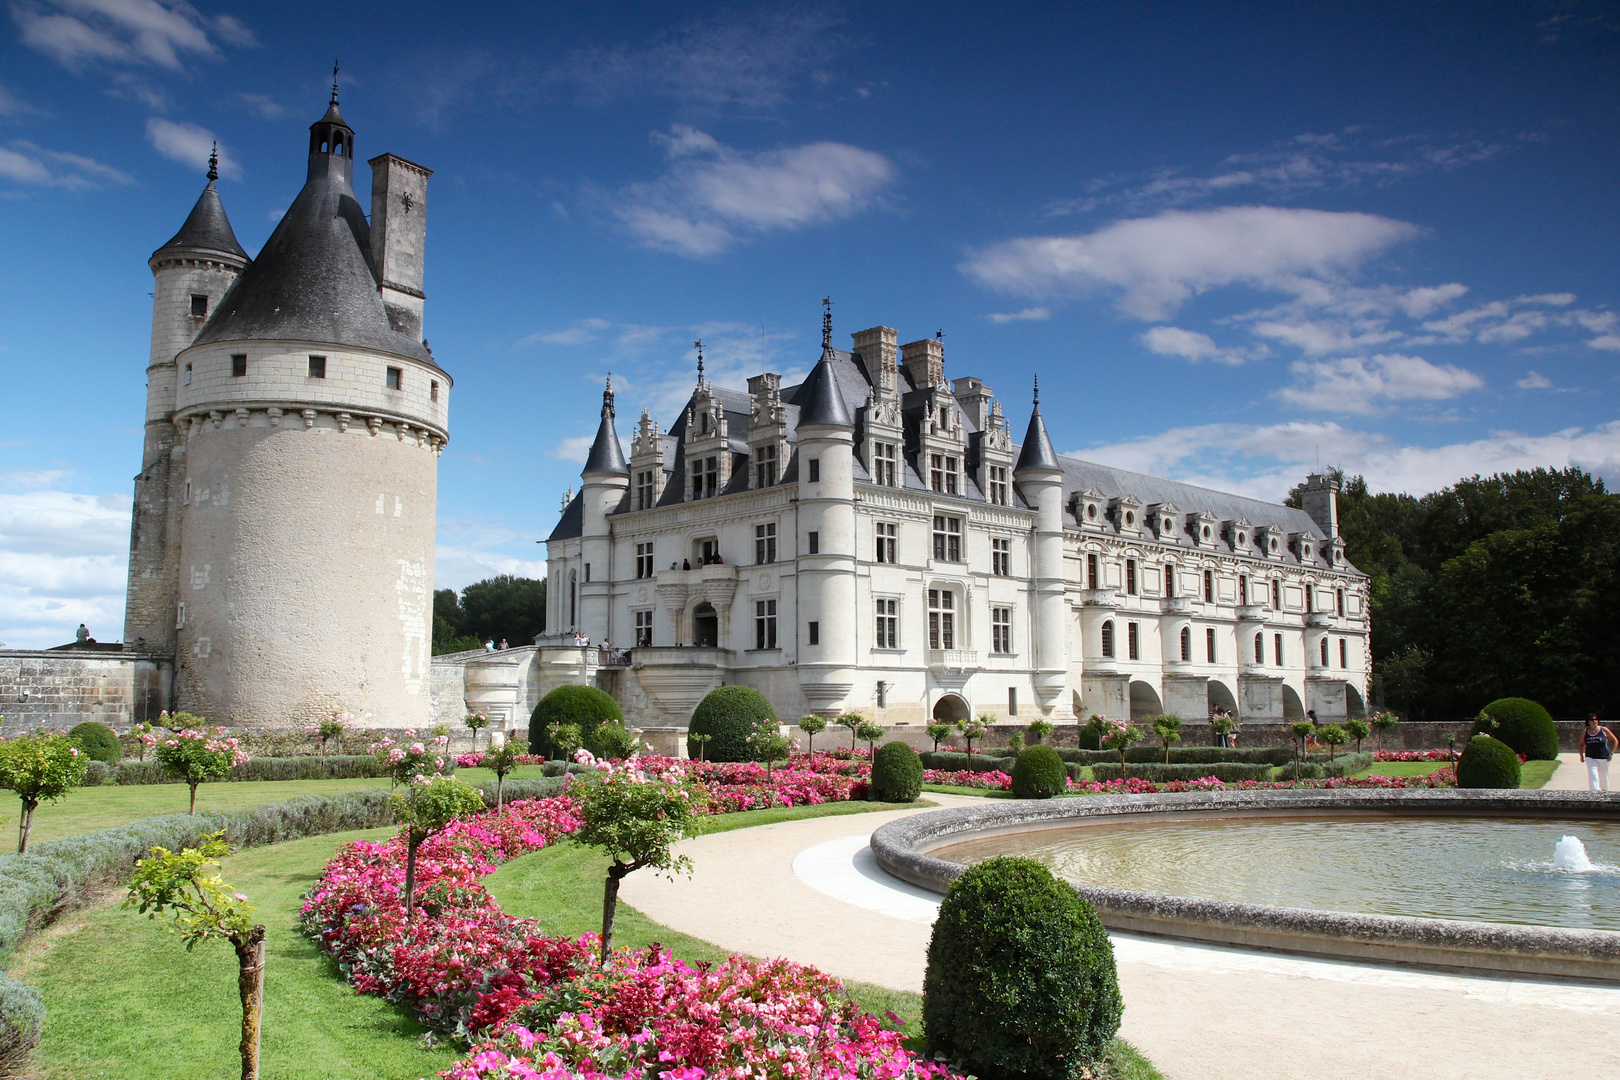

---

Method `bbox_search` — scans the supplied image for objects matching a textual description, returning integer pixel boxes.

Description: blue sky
[1,1,1617,647]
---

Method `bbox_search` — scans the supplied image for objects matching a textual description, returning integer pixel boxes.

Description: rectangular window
[584,564,591,583]
[1339,637,1347,667]
[1203,570,1214,603]
[1337,589,1346,617]
[992,607,1013,654]
[1164,565,1175,596]
[635,542,654,579]
[754,523,777,564]
[930,453,944,493]
[754,444,778,487]
[431,379,439,402]
[1206,627,1216,663]
[190,294,208,318]
[1008,686,1018,715]
[988,465,1009,505]
[692,456,719,500]
[875,598,898,648]
[1239,575,1249,605]
[1254,631,1264,663]
[308,355,326,379]
[807,620,819,646]
[807,530,819,555]
[1274,633,1283,666]
[1180,626,1191,661]
[932,515,962,562]
[945,456,959,495]
[1306,587,1315,613]
[636,470,655,510]
[1272,579,1282,609]
[231,354,247,377]
[1127,621,1139,660]
[1320,637,1329,666]
[992,537,1010,577]
[386,366,402,390]
[634,609,654,647]
[927,589,955,650]
[1087,553,1098,589]
[1126,559,1137,596]
[183,363,192,386]
[176,601,185,628]
[755,599,778,650]
[873,441,898,487]
[807,459,820,483]
[875,522,897,564]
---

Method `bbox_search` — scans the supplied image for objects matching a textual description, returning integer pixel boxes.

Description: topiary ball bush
[687,685,777,762]
[529,685,623,760]
[68,721,122,764]
[1011,743,1067,799]
[1474,697,1558,760]
[871,741,923,802]
[924,855,1122,1080]
[1457,734,1521,789]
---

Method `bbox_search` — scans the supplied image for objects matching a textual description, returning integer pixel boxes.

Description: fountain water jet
[1554,835,1596,872]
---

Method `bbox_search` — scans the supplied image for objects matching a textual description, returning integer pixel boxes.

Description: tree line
[433,575,546,653]
[1288,466,1619,719]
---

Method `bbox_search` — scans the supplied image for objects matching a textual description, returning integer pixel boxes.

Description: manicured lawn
[1519,759,1559,789]
[17,827,457,1080]
[922,783,1016,798]
[1351,761,1451,779]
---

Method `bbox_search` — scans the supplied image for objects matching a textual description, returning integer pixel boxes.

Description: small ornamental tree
[871,741,924,802]
[958,717,987,756]
[1344,717,1371,754]
[573,762,697,965]
[391,775,485,921]
[1101,718,1142,778]
[1026,719,1054,745]
[128,720,158,761]
[687,732,712,762]
[1370,710,1400,749]
[483,736,527,809]
[1318,723,1348,759]
[313,712,353,753]
[1151,715,1183,764]
[0,731,89,853]
[798,715,828,756]
[1290,720,1317,778]
[156,727,248,814]
[836,713,864,752]
[747,727,791,778]
[855,720,885,757]
[126,833,268,1080]
[367,729,450,788]
[1208,714,1235,746]
[1079,714,1108,751]
[925,722,952,752]
[464,711,490,751]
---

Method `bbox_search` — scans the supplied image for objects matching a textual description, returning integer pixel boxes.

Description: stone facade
[545,329,1371,732]
[0,650,170,734]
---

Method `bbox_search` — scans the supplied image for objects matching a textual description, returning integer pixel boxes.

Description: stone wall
[0,650,172,734]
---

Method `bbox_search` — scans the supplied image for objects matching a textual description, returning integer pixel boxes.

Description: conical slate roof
[794,349,855,428]
[582,381,628,476]
[192,102,432,365]
[1014,398,1060,473]
[151,180,248,263]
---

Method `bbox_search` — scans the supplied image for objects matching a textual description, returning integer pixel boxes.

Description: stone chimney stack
[851,326,898,396]
[369,153,433,339]
[1299,473,1340,539]
[901,337,944,389]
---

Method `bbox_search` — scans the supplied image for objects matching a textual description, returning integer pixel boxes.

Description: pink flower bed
[1067,768,1457,795]
[1373,749,1455,762]
[301,789,949,1079]
[920,769,1014,790]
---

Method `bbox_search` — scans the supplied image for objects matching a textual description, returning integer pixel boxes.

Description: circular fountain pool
[931,815,1620,931]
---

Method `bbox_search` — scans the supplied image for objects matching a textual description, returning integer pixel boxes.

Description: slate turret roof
[151,180,248,264]
[582,380,629,476]
[793,349,855,429]
[1014,393,1060,473]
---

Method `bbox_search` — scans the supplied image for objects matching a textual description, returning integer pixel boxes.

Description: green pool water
[931,814,1620,931]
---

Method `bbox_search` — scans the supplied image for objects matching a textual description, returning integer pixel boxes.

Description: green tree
[432,588,481,654]
[1150,715,1183,764]
[958,717,988,756]
[483,736,528,809]
[925,722,952,752]
[747,728,790,777]
[573,767,697,965]
[797,715,827,756]
[836,713,864,752]
[855,720,885,757]
[459,575,548,646]
[312,713,352,753]
[155,726,248,814]
[1318,723,1348,759]
[1370,710,1400,749]
[1100,719,1141,778]
[464,711,490,751]
[392,776,485,921]
[1343,717,1371,754]
[126,833,267,1080]
[1290,720,1317,778]
[0,731,90,853]
[1026,718,1054,745]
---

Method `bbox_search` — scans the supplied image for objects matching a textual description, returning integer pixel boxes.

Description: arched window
[1101,620,1115,659]
[568,570,578,629]
[1305,586,1314,613]
[1179,626,1191,661]
[1239,575,1248,605]
[1254,631,1264,663]
[1320,636,1329,666]
[1203,569,1214,603]
[1164,563,1175,596]
[1271,579,1281,609]
[1339,638,1348,668]
[1336,589,1345,617]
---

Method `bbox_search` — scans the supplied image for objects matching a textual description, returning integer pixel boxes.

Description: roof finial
[821,296,833,350]
[602,373,615,419]
[694,340,704,384]
[207,141,218,182]
[1033,373,1040,407]
[331,59,341,104]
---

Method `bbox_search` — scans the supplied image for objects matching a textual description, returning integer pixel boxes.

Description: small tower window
[431,380,440,402]
[807,459,820,482]
[190,294,208,318]
[1180,626,1191,661]
[806,531,819,555]
[1100,620,1114,658]
[308,355,326,379]
[183,363,192,386]
[231,354,247,377]
[386,367,402,390]
[806,620,818,646]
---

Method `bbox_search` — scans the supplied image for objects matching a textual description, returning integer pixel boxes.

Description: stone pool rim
[869,788,1620,983]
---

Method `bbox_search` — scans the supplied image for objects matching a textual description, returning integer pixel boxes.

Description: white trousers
[1588,758,1611,792]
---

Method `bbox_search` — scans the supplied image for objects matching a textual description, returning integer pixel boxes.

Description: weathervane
[207,141,218,182]
[603,372,615,418]
[1033,372,1040,407]
[694,340,705,383]
[821,297,833,350]
[331,59,340,103]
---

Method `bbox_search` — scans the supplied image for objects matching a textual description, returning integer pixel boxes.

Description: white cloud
[146,117,240,179]
[11,0,240,70]
[523,317,613,346]
[1140,326,1253,366]
[961,206,1418,320]
[549,435,596,464]
[985,307,1050,324]
[0,82,44,118]
[1073,419,1620,502]
[610,126,896,257]
[1591,335,1620,353]
[0,140,133,188]
[1278,353,1484,414]
[1518,370,1553,390]
[0,490,130,649]
[235,92,283,120]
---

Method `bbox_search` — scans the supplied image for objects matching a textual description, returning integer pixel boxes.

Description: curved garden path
[620,794,1620,1080]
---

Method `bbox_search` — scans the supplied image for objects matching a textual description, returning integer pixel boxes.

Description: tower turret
[1014,378,1069,717]
[793,339,857,715]
[578,378,629,642]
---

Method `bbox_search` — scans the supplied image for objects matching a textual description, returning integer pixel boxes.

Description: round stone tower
[152,90,448,728]
[793,347,858,715]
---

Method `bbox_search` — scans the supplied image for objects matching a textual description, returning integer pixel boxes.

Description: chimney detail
[369,153,433,339]
[1299,473,1340,539]
[901,337,944,389]
[851,326,898,397]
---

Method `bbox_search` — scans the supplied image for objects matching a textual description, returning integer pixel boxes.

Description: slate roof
[1014,405,1059,472]
[582,385,629,476]
[793,350,855,428]
[152,180,249,263]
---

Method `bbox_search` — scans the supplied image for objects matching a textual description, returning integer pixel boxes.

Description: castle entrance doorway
[692,603,718,648]
[932,693,970,724]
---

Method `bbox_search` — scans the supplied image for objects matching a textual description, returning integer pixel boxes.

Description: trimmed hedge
[1054,746,1294,767]
[687,686,778,763]
[77,754,401,786]
[919,751,1016,774]
[1458,735,1521,789]
[1011,745,1067,798]
[529,685,624,759]
[1090,761,1275,783]
[924,856,1121,1079]
[67,722,122,764]
[1475,698,1558,761]
[871,742,923,803]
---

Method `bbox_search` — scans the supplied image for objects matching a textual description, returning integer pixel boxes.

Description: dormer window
[1162,517,1173,535]
[754,444,778,487]
[929,454,958,495]
[1124,511,1135,527]
[691,456,720,500]
[1201,525,1211,540]
[1236,531,1247,547]
[701,413,711,435]
[1087,504,1097,520]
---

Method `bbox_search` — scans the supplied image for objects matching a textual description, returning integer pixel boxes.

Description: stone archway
[1128,680,1164,720]
[1207,679,1238,717]
[1282,683,1306,720]
[692,602,718,648]
[1345,683,1366,718]
[932,693,970,724]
